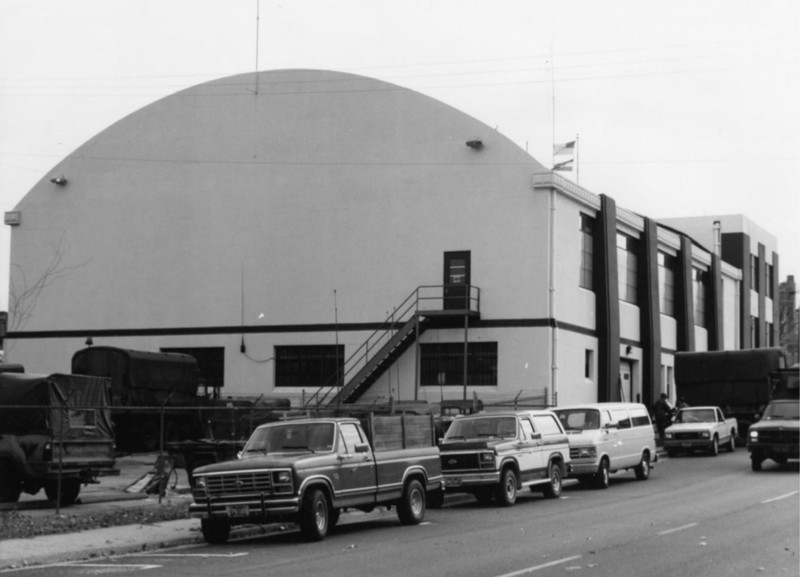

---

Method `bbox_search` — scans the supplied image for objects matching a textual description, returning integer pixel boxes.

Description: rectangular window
[750,255,759,291]
[617,232,638,304]
[693,267,708,328]
[579,214,594,290]
[766,263,774,298]
[584,349,594,380]
[658,252,676,317]
[420,342,498,387]
[275,345,344,388]
[766,322,774,347]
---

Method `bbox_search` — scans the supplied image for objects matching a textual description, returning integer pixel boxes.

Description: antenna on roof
[254,0,260,95]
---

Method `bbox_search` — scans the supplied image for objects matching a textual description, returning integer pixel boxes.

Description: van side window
[610,409,631,429]
[629,408,651,427]
[532,414,563,436]
[520,418,536,440]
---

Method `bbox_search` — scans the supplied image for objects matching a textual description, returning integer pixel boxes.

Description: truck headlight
[193,476,207,497]
[576,447,597,459]
[701,431,710,439]
[749,430,759,441]
[272,470,294,493]
[664,433,673,439]
[479,452,495,468]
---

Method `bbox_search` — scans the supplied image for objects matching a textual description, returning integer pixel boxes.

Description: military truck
[0,372,118,505]
[675,348,790,441]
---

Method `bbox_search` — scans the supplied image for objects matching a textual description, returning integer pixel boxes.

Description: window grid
[658,252,676,317]
[420,342,498,387]
[275,345,344,388]
[579,214,594,290]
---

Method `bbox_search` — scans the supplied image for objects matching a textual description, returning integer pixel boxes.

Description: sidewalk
[0,453,209,570]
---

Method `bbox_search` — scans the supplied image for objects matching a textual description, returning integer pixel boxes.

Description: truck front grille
[673,432,702,441]
[441,453,480,471]
[204,472,272,497]
[755,429,800,444]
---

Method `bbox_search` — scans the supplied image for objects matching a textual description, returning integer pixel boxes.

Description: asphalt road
[15,450,799,577]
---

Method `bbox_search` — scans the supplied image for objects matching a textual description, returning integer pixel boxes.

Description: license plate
[445,477,462,488]
[227,505,249,517]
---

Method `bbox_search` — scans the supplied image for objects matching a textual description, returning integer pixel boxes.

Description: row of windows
[579,214,719,326]
[268,343,500,388]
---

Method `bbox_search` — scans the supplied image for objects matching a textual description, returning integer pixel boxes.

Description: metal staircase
[302,285,480,408]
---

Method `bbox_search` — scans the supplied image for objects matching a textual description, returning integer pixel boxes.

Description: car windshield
[762,402,800,420]
[554,409,601,431]
[242,422,335,454]
[675,408,716,423]
[444,416,517,440]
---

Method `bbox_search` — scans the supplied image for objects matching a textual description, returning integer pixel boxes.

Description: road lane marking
[761,490,799,504]
[143,553,248,557]
[59,564,160,570]
[494,555,582,577]
[657,523,698,536]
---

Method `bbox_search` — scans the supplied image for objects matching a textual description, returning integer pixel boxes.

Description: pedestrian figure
[653,393,673,438]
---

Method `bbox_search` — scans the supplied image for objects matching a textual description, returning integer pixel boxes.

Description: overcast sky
[1,0,798,311]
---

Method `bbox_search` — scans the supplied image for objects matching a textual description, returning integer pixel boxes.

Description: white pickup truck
[663,406,737,457]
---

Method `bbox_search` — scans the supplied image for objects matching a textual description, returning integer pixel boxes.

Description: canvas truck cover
[71,346,200,401]
[0,372,114,440]
[675,348,788,406]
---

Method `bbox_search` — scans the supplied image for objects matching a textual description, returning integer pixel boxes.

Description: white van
[553,403,657,489]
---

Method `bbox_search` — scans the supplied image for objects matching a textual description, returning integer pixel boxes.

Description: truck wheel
[300,489,330,541]
[0,459,22,503]
[541,462,563,498]
[496,468,518,506]
[751,454,763,471]
[634,452,651,480]
[709,437,719,457]
[201,518,231,544]
[44,479,81,506]
[727,434,736,453]
[594,458,610,489]
[397,479,426,525]
[427,488,444,510]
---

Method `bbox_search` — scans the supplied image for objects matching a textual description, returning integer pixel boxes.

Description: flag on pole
[553,140,575,156]
[553,158,573,172]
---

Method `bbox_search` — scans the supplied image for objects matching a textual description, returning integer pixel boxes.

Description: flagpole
[550,46,556,168]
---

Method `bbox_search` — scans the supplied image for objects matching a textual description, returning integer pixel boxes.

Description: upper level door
[443,251,470,310]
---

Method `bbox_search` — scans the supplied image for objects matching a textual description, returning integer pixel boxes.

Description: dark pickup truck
[747,399,799,471]
[189,414,442,543]
[0,372,118,506]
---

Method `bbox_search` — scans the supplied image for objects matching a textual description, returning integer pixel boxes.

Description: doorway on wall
[619,360,633,402]
[443,251,470,310]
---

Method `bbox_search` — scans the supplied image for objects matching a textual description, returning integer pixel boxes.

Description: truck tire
[0,459,22,503]
[594,458,610,489]
[397,478,426,525]
[751,453,763,471]
[727,433,736,453]
[44,479,81,506]
[496,468,518,506]
[634,452,651,480]
[300,488,330,541]
[709,437,719,457]
[427,488,444,509]
[541,462,563,498]
[201,518,231,544]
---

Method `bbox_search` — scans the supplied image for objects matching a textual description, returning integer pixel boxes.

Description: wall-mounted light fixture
[625,345,633,356]
[85,337,93,346]
[50,175,68,186]
[465,139,483,150]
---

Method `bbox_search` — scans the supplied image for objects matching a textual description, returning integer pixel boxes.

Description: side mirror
[354,442,370,454]
[604,423,618,430]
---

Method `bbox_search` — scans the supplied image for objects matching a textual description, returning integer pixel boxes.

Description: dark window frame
[420,342,498,387]
[275,344,344,388]
[579,214,594,290]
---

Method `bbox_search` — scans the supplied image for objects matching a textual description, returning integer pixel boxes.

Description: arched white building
[4,69,779,409]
